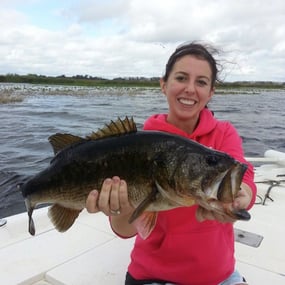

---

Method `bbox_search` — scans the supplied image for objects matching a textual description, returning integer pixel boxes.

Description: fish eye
[206,155,219,166]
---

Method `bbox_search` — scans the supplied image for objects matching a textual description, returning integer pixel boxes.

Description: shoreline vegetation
[1,73,285,89]
[1,73,284,104]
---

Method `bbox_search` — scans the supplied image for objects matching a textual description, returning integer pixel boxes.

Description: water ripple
[1,85,284,217]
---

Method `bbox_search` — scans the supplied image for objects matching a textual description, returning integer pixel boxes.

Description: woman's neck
[166,115,199,135]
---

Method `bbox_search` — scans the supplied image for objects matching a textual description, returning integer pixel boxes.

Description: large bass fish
[20,117,250,236]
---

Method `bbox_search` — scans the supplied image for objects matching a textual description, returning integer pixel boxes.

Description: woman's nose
[185,80,195,93]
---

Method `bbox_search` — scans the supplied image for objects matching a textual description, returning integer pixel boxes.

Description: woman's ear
[209,87,215,99]
[160,78,166,94]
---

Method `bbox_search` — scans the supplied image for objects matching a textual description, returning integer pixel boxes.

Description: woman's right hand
[86,176,134,217]
[86,176,137,237]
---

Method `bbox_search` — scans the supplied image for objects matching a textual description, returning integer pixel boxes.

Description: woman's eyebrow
[179,72,210,80]
[174,71,211,81]
[198,75,211,82]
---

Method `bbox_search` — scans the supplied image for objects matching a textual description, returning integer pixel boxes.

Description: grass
[0,90,24,104]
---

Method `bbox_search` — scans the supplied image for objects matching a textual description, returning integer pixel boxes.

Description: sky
[1,0,285,82]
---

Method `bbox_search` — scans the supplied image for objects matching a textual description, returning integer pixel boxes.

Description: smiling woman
[85,41,256,285]
[160,55,214,134]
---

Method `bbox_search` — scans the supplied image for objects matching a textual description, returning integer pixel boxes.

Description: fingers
[86,190,99,213]
[196,185,253,223]
[98,178,114,215]
[118,180,130,209]
[233,187,251,209]
[109,176,121,214]
[99,176,122,215]
[86,176,132,217]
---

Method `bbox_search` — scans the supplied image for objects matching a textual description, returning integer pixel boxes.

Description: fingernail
[112,176,120,183]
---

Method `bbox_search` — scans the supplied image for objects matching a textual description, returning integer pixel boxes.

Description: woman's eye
[197,80,207,86]
[176,75,186,82]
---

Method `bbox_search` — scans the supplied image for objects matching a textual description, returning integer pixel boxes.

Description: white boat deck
[0,155,285,284]
[0,209,135,285]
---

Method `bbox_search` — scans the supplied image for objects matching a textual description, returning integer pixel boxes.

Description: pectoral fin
[132,212,158,240]
[129,184,158,223]
[48,204,82,232]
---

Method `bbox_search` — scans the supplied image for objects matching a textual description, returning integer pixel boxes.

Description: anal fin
[48,204,82,232]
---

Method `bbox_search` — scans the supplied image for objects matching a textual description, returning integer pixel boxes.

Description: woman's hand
[232,183,252,210]
[196,183,253,223]
[86,176,137,237]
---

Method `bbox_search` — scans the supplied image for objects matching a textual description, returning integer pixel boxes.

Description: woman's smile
[177,97,197,106]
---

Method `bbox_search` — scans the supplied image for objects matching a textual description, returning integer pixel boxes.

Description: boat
[0,150,284,285]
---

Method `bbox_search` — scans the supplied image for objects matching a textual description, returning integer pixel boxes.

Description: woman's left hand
[232,183,252,210]
[196,183,253,223]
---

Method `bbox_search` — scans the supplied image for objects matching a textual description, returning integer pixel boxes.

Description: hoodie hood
[143,108,217,140]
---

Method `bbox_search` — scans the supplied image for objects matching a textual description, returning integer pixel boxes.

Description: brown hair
[162,41,220,88]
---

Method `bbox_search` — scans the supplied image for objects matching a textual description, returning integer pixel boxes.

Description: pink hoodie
[127,108,256,285]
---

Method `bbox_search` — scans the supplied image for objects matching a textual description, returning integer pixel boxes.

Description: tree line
[0,74,160,87]
[0,73,284,89]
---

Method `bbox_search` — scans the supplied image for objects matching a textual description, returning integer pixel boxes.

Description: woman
[86,42,256,285]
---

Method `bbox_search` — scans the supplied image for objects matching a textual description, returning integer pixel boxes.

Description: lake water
[0,83,284,218]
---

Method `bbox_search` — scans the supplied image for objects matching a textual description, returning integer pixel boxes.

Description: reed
[0,90,24,104]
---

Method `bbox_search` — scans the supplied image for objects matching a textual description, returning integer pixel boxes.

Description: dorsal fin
[87,116,137,140]
[48,117,136,155]
[48,133,85,155]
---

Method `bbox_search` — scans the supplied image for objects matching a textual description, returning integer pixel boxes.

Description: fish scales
[24,133,191,205]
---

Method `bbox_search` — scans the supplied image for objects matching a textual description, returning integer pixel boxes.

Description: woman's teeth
[179,98,196,106]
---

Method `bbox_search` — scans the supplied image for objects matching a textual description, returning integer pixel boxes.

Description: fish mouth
[202,161,250,221]
[217,162,247,203]
[204,162,248,204]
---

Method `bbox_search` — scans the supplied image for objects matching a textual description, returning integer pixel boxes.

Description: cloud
[0,0,284,81]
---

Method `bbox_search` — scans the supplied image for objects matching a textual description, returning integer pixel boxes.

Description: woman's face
[160,55,214,133]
